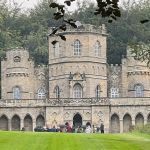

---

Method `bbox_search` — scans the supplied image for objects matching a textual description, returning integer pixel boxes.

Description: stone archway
[36,115,45,127]
[148,114,150,124]
[110,114,120,133]
[123,114,132,132]
[86,122,91,127]
[73,113,82,127]
[0,115,8,131]
[24,115,33,131]
[135,113,144,126]
[11,115,20,131]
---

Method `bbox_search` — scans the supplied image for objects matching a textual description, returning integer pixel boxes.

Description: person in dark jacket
[100,123,104,133]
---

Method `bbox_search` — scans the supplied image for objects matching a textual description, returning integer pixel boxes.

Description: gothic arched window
[38,88,45,99]
[53,42,60,57]
[55,86,60,98]
[95,85,100,98]
[73,84,83,98]
[134,84,144,97]
[94,41,101,56]
[74,40,81,56]
[110,88,119,98]
[13,86,21,99]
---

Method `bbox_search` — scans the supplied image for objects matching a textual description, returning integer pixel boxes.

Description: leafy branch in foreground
[49,0,122,43]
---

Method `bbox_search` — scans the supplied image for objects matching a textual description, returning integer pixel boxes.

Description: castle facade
[0,24,150,133]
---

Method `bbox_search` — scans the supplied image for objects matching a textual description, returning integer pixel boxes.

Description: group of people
[65,122,105,133]
[33,122,105,133]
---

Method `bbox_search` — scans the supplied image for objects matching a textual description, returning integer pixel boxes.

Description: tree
[49,0,150,64]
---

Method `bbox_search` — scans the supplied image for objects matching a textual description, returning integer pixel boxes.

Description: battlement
[49,24,107,35]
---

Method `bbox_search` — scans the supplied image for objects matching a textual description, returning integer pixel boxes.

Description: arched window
[38,88,45,99]
[73,84,83,98]
[53,42,60,57]
[13,86,21,99]
[94,41,101,56]
[110,88,119,98]
[74,40,81,56]
[134,84,144,97]
[55,86,60,98]
[95,85,100,98]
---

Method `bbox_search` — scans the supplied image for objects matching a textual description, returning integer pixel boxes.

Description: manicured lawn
[0,131,150,150]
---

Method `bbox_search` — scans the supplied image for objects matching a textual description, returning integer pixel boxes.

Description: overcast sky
[12,0,140,11]
[11,0,96,11]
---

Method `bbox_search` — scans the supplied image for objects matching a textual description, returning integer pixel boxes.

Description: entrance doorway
[73,114,82,127]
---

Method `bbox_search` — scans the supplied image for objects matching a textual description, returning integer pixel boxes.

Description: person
[100,123,104,133]
[85,125,91,133]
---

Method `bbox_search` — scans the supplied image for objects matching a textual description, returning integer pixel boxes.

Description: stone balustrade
[110,97,150,106]
[1,97,150,107]
[49,24,107,35]
[0,98,109,107]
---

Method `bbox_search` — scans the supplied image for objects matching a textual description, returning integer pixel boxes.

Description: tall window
[53,42,60,57]
[74,40,81,56]
[73,84,83,98]
[96,85,100,98]
[13,86,21,99]
[110,88,119,98]
[38,88,45,99]
[134,84,144,97]
[55,86,60,98]
[94,41,101,56]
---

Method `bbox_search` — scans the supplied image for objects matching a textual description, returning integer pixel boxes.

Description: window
[55,86,60,98]
[73,84,82,98]
[53,42,60,57]
[13,86,21,99]
[74,40,81,56]
[111,88,119,98]
[94,41,101,56]
[14,56,21,62]
[38,88,45,99]
[134,84,144,97]
[96,85,100,98]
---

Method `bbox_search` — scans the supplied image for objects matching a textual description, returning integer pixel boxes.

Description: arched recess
[24,115,33,131]
[11,115,20,131]
[86,122,91,127]
[110,114,120,133]
[135,113,144,126]
[0,115,8,131]
[73,113,82,128]
[147,114,150,124]
[123,114,132,132]
[36,115,45,127]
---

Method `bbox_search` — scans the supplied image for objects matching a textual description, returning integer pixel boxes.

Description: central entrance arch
[73,113,82,127]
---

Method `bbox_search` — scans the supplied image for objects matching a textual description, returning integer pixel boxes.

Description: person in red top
[65,122,72,133]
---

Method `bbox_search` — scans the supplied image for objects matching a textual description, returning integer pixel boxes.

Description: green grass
[0,131,150,150]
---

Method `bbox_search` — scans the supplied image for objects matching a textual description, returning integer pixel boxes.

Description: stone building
[0,24,150,133]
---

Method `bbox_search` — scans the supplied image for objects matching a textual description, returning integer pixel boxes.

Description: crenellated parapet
[127,71,150,76]
[49,24,107,35]
[6,73,29,77]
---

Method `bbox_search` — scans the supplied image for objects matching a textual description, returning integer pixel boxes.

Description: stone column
[132,119,135,126]
[120,119,123,133]
[33,121,36,132]
[20,119,24,130]
[8,119,11,131]
[144,119,147,125]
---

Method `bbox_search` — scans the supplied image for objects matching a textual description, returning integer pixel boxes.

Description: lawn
[0,131,150,150]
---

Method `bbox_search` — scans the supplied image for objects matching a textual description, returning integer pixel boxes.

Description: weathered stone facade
[0,24,150,133]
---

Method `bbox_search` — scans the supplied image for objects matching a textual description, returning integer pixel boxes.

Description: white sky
[12,0,140,11]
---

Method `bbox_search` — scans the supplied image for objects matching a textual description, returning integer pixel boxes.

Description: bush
[133,124,150,134]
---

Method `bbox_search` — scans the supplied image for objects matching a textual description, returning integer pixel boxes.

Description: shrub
[133,124,150,134]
